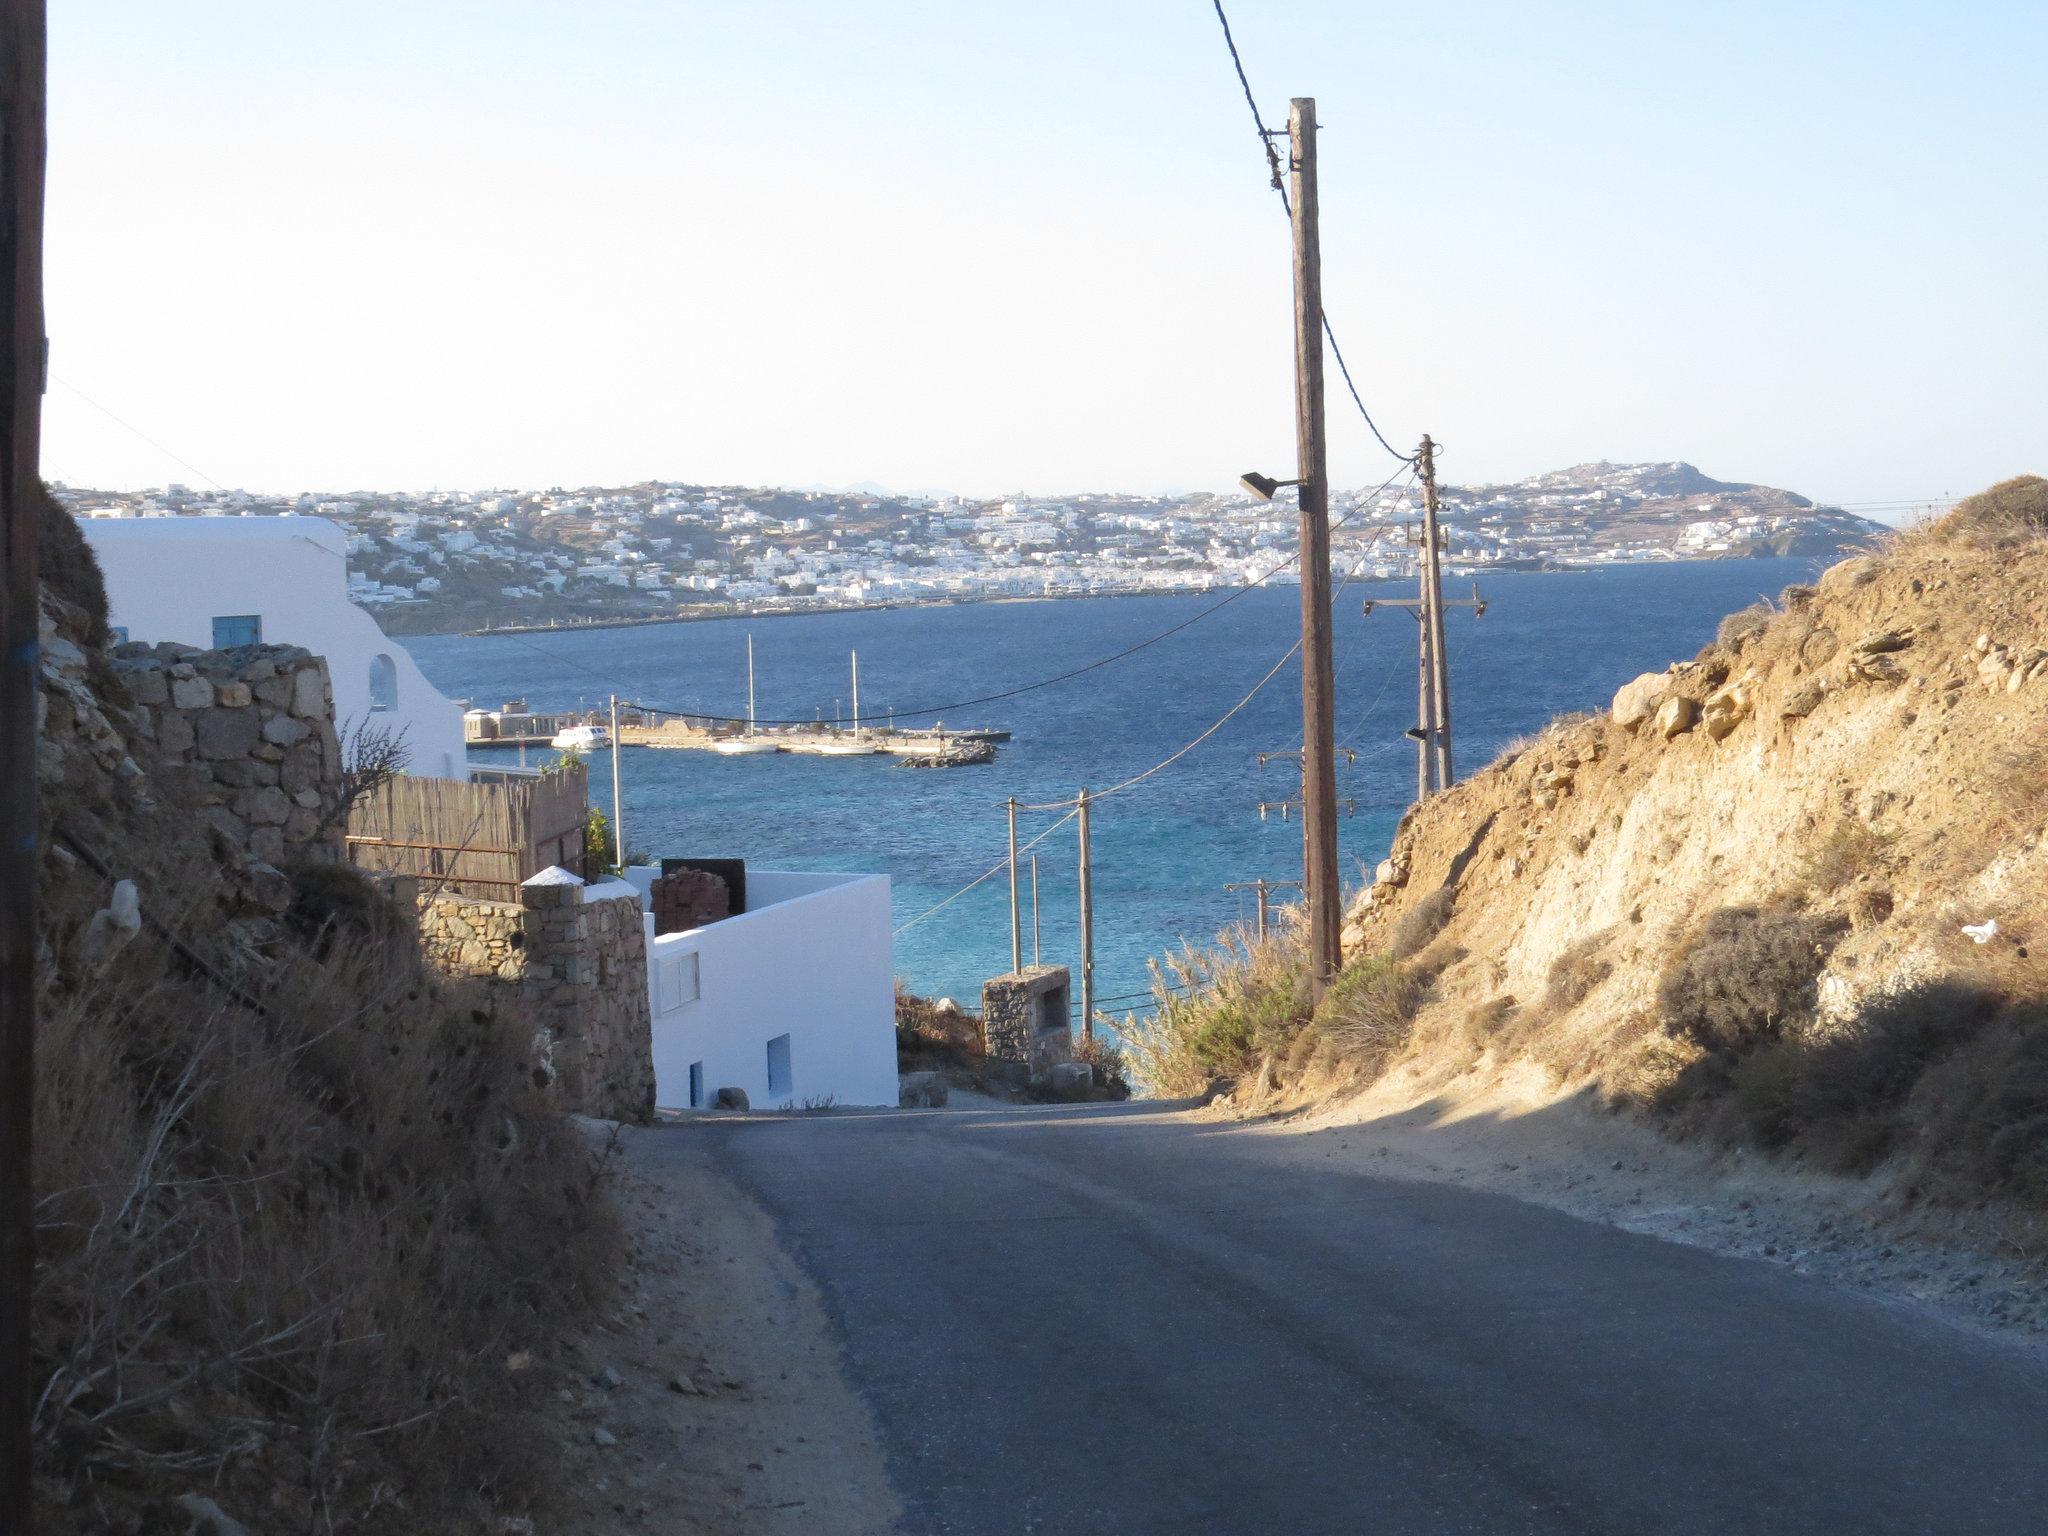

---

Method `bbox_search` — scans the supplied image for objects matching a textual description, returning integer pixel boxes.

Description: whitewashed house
[81,516,470,781]
[620,867,898,1110]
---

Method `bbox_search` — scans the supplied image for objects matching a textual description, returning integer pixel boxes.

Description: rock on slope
[1341,478,2048,1203]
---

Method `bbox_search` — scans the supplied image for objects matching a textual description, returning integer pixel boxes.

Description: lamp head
[1240,471,1281,501]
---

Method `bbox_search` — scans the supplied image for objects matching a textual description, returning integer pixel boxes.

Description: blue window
[766,1034,792,1100]
[211,614,261,648]
[109,626,128,645]
[688,1061,704,1110]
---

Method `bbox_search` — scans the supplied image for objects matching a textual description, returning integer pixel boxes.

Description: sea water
[407,559,1821,1016]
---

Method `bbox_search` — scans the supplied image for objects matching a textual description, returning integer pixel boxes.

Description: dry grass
[1656,902,1845,1057]
[33,860,621,1534]
[1715,600,1775,648]
[1120,921,1314,1098]
[1913,474,2048,550]
[31,551,624,1533]
[1388,888,1456,961]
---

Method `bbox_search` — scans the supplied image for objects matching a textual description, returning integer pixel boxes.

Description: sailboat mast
[747,634,757,737]
[851,650,861,740]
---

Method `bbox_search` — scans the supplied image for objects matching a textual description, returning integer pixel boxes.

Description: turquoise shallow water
[405,560,1820,1015]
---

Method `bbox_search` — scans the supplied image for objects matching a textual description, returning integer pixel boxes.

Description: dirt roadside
[524,1120,899,1536]
[1218,1063,2048,1352]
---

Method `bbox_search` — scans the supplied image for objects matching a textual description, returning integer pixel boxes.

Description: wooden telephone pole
[1289,97,1341,1002]
[0,4,44,1526]
[1416,435,1454,790]
[1363,436,1484,800]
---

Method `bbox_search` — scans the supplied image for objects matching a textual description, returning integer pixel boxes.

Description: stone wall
[108,640,343,865]
[417,891,527,983]
[413,871,655,1122]
[520,871,655,1123]
[981,965,1074,1080]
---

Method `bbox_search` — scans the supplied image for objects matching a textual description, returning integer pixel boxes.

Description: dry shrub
[1716,600,1774,648]
[1657,902,1844,1056]
[1546,931,1615,1010]
[1312,956,1421,1071]
[1801,820,1891,894]
[33,861,620,1533]
[895,981,983,1064]
[1922,474,2048,549]
[1121,921,1312,1097]
[1388,887,1455,961]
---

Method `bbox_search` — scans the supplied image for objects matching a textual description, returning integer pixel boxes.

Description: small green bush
[1313,955,1420,1069]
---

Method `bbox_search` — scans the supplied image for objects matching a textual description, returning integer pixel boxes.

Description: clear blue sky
[42,1,2047,508]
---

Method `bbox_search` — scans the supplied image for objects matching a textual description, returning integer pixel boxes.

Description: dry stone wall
[107,640,343,866]
[414,873,655,1123]
[519,872,655,1124]
[417,892,528,982]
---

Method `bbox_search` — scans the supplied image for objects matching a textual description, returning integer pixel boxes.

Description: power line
[893,810,1078,936]
[51,375,229,490]
[1210,0,1414,469]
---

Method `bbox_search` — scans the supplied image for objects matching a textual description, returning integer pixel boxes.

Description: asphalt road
[657,1101,2048,1535]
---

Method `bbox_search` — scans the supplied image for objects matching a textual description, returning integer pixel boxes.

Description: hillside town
[55,460,1888,636]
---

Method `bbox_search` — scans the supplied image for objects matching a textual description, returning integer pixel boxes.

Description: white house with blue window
[618,867,899,1110]
[80,516,469,781]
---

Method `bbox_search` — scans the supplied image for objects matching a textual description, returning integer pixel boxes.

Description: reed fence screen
[347,763,589,899]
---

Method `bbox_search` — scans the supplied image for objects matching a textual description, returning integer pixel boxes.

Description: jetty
[616,719,1008,758]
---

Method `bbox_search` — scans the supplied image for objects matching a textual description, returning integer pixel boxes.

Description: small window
[688,1061,704,1110]
[109,626,128,645]
[657,951,700,1013]
[211,614,260,648]
[766,1033,792,1100]
[369,653,398,712]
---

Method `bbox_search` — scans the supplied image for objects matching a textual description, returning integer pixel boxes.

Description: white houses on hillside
[82,516,469,780]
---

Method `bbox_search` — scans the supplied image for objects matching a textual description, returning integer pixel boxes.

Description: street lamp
[1239,471,1305,501]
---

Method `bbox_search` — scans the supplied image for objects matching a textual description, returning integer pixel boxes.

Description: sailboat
[816,648,880,755]
[714,634,780,754]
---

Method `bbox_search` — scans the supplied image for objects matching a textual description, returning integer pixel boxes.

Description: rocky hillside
[1131,477,2048,1219]
[1331,475,2048,1201]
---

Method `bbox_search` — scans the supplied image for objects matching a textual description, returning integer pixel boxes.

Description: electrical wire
[1210,0,1416,469]
[892,810,1078,936]
[53,375,229,490]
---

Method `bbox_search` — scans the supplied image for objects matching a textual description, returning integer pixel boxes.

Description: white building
[620,868,898,1110]
[81,516,470,781]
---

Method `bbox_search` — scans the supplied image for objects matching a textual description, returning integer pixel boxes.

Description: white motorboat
[814,741,879,756]
[551,723,610,752]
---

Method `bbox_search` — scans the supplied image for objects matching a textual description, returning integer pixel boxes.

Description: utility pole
[608,695,623,871]
[1076,788,1094,1041]
[1006,797,1021,974]
[1362,465,1486,801]
[1225,878,1304,944]
[1030,854,1041,968]
[1417,435,1454,788]
[1289,97,1340,1002]
[0,5,44,1527]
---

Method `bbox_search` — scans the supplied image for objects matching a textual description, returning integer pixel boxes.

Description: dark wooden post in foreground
[1288,97,1340,1001]
[0,2,46,1527]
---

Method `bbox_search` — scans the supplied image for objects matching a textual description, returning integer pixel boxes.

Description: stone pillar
[980,965,1074,1082]
[518,866,655,1122]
